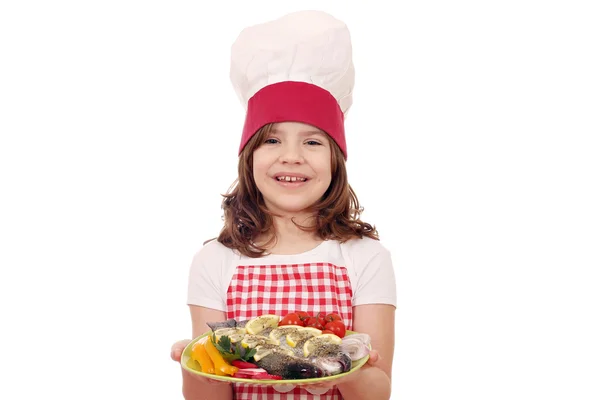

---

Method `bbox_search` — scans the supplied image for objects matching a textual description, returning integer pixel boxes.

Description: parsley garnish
[212,333,257,362]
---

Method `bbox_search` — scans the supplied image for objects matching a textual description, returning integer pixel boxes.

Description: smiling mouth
[275,176,308,182]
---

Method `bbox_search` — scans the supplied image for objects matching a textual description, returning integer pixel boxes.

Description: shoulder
[191,239,236,264]
[339,237,395,279]
[187,239,234,311]
[342,237,397,307]
[341,237,391,258]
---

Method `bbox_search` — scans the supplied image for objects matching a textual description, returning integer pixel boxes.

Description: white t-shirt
[187,237,397,311]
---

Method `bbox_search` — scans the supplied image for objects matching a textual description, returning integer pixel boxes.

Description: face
[252,121,332,216]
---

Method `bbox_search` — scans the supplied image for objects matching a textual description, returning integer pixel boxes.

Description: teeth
[277,176,306,182]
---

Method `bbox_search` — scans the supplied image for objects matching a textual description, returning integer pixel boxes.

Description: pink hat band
[239,81,347,159]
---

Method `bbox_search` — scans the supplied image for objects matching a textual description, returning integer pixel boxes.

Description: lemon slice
[300,327,322,336]
[252,344,294,361]
[251,344,280,362]
[240,334,279,348]
[303,333,343,357]
[286,327,322,347]
[245,315,280,335]
[213,327,246,343]
[252,346,274,362]
[268,325,303,342]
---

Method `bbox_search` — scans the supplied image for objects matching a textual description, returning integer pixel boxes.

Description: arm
[337,304,395,400]
[180,306,233,400]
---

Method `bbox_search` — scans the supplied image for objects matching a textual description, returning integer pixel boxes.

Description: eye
[305,140,322,146]
[264,138,279,144]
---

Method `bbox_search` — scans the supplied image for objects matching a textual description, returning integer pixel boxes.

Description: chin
[270,202,316,216]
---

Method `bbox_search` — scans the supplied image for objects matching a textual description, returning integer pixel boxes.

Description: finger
[298,382,332,389]
[367,350,380,365]
[272,383,295,393]
[171,339,192,362]
[305,386,331,395]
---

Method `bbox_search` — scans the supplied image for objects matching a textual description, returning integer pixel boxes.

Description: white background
[1,1,599,399]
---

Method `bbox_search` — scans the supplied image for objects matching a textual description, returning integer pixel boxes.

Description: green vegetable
[212,333,257,362]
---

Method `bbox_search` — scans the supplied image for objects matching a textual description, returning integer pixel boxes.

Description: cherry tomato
[324,313,342,323]
[296,311,310,322]
[279,313,303,326]
[324,320,346,338]
[304,315,324,330]
[314,312,327,326]
[322,330,335,335]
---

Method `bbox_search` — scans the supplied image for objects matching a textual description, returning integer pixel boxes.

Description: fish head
[310,352,352,376]
[285,361,326,379]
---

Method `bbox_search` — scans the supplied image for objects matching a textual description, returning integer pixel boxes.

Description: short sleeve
[350,239,397,307]
[187,240,230,312]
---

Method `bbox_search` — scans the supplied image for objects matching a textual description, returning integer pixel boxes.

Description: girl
[171,10,396,400]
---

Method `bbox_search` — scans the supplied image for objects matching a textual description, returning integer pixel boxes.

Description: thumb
[367,350,380,366]
[170,339,192,362]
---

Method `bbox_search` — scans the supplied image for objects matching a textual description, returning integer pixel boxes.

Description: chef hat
[230,10,354,159]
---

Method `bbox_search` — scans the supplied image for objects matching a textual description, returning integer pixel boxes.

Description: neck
[272,214,314,239]
[259,213,322,254]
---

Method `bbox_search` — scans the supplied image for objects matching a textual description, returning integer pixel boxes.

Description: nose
[278,142,304,164]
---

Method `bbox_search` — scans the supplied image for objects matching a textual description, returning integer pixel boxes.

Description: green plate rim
[181,330,370,385]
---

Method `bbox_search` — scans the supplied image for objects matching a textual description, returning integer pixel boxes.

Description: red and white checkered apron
[226,262,353,400]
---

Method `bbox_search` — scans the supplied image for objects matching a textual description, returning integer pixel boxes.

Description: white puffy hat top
[229,10,355,158]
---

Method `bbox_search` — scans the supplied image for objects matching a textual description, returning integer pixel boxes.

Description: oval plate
[181,330,370,385]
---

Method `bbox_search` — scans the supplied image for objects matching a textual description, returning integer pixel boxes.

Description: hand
[298,350,382,395]
[170,339,189,362]
[171,339,230,386]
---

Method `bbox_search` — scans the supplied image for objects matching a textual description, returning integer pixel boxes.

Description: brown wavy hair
[215,123,378,257]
